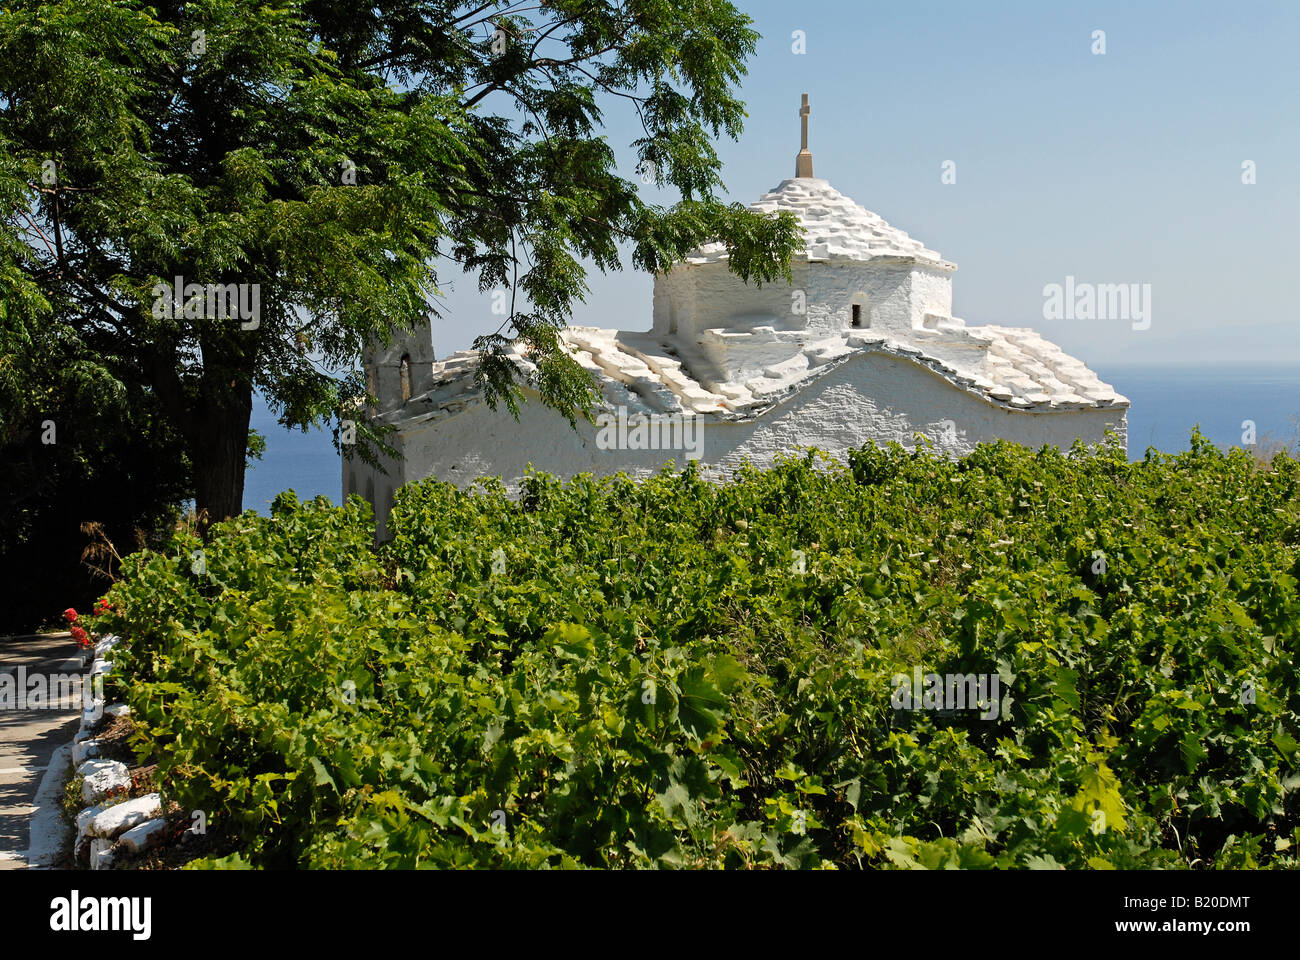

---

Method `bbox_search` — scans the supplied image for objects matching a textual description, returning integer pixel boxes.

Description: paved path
[0,633,80,869]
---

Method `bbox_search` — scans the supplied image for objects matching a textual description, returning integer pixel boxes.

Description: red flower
[70,625,90,648]
[63,608,78,624]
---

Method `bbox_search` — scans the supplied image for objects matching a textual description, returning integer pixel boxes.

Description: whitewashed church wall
[358,353,1126,523]
[365,318,438,410]
[651,268,693,336]
[905,267,956,328]
[344,443,406,539]
[658,260,813,338]
[801,261,913,336]
[710,353,1126,470]
[655,259,956,345]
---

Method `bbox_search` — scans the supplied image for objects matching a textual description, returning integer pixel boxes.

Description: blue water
[240,364,1300,515]
[242,395,342,515]
[1097,363,1300,459]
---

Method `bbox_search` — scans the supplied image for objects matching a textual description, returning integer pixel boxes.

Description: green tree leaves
[1,0,801,522]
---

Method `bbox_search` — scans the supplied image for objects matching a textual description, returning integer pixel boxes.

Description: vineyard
[95,434,1300,868]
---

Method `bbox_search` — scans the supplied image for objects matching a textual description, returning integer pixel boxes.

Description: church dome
[684,93,951,270]
[687,177,951,268]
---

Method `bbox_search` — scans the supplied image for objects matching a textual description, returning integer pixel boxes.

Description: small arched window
[850,293,870,329]
[365,367,376,415]
[399,354,412,401]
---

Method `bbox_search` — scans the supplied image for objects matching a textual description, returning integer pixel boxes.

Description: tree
[0,0,801,525]
[0,290,190,631]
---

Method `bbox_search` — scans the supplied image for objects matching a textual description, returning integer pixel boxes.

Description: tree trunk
[191,387,253,531]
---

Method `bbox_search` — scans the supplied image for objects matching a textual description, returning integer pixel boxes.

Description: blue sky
[430,0,1299,367]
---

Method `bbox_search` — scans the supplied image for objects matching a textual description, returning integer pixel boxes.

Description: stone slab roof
[396,323,1128,426]
[685,177,953,269]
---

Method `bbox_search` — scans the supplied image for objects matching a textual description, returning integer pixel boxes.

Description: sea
[241,362,1300,515]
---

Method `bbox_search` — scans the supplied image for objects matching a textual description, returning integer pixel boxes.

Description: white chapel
[347,95,1128,536]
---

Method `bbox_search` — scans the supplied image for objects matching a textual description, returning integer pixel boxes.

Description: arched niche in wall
[850,292,871,329]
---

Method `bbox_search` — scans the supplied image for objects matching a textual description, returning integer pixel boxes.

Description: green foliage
[0,0,802,520]
[0,289,188,630]
[98,437,1300,868]
[62,774,85,827]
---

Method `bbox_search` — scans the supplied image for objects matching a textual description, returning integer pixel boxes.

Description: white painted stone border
[28,641,135,867]
[24,741,73,869]
[63,698,155,870]
[14,630,144,869]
